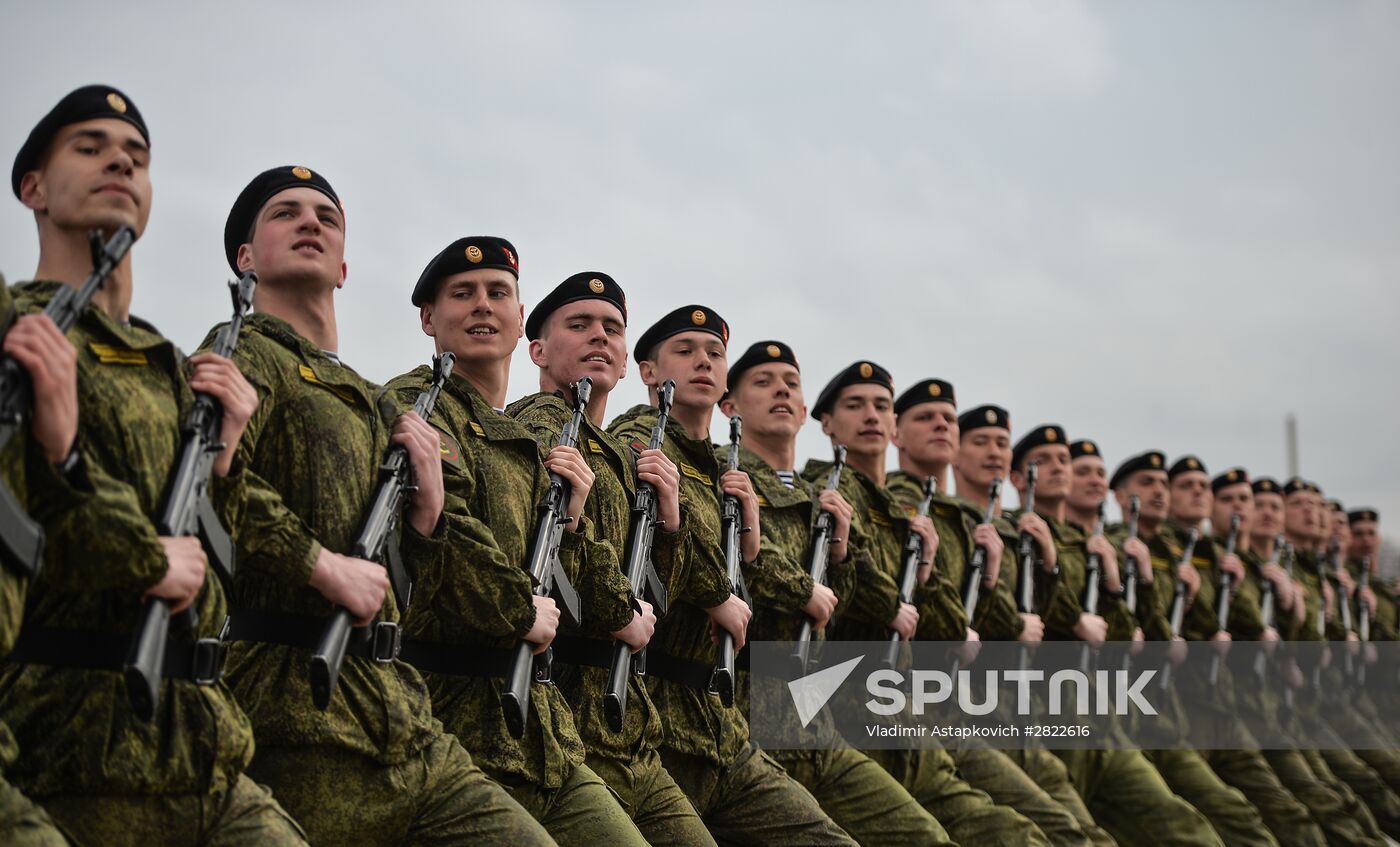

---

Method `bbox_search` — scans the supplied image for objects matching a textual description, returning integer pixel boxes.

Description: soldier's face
[894,402,958,468]
[642,331,728,410]
[1169,472,1212,524]
[1018,444,1071,501]
[1330,510,1351,548]
[1310,495,1329,542]
[955,428,1010,491]
[820,384,893,460]
[531,300,627,393]
[1253,493,1284,538]
[1119,470,1168,524]
[239,187,346,290]
[20,118,152,237]
[1068,456,1107,513]
[724,363,805,441]
[421,269,524,364]
[1350,520,1380,559]
[1284,493,1315,537]
[1212,483,1253,538]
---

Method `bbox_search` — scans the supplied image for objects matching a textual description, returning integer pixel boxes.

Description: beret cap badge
[1045,427,1057,442]
[859,363,873,378]
[1151,455,1162,467]
[291,166,312,180]
[766,344,781,358]
[986,409,996,423]
[1084,442,1095,453]
[1188,458,1198,469]
[929,383,942,397]
[588,278,605,293]
[691,310,707,326]
[466,245,483,263]
[106,92,127,113]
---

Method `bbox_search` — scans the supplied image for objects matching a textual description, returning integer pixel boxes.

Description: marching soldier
[218,188,552,845]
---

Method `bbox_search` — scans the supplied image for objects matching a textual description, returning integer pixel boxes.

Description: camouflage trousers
[587,746,717,846]
[488,758,648,846]
[1265,749,1388,847]
[37,774,304,847]
[865,747,1051,847]
[955,745,1100,847]
[1004,747,1118,847]
[247,733,551,847]
[1145,749,1278,847]
[776,746,956,846]
[1055,749,1225,847]
[0,777,67,847]
[1201,749,1324,847]
[660,741,858,846]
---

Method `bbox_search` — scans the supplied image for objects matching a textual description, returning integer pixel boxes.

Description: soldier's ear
[336,260,348,290]
[818,412,834,438]
[235,243,255,276]
[18,171,46,212]
[637,359,657,387]
[719,397,737,418]
[528,338,547,368]
[420,303,436,338]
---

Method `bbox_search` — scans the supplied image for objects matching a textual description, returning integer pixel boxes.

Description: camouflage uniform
[610,405,855,846]
[386,368,643,845]
[886,471,1112,847]
[0,283,304,846]
[740,451,957,846]
[508,390,714,846]
[807,460,1051,847]
[214,314,549,847]
[0,282,70,847]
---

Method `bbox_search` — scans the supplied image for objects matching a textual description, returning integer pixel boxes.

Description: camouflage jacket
[0,281,253,798]
[1000,510,1135,641]
[389,367,587,787]
[212,313,441,765]
[888,472,1023,640]
[508,390,667,763]
[1347,558,1397,642]
[1108,525,1176,643]
[808,460,966,643]
[608,404,743,767]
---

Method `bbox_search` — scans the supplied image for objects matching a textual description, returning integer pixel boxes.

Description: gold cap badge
[691,309,706,326]
[929,383,942,397]
[1151,454,1162,467]
[588,278,605,294]
[859,363,873,378]
[1084,442,1095,453]
[466,245,483,263]
[1045,428,1058,442]
[766,344,781,358]
[1227,470,1238,482]
[106,92,127,114]
[291,166,312,180]
[1187,457,1199,469]
[985,409,997,424]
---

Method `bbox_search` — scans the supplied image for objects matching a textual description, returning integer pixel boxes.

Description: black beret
[1307,481,1323,496]
[411,236,519,306]
[1282,477,1310,497]
[633,305,728,362]
[810,360,894,421]
[1349,508,1379,525]
[727,340,799,394]
[13,85,149,199]
[1069,439,1101,461]
[525,272,626,341]
[1252,477,1281,496]
[1012,424,1067,472]
[1326,499,1345,513]
[224,166,342,272]
[894,379,956,417]
[958,404,1010,435]
[1211,467,1250,493]
[1168,455,1208,481]
[1110,450,1167,490]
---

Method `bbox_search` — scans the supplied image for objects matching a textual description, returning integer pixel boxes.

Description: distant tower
[1285,414,1299,478]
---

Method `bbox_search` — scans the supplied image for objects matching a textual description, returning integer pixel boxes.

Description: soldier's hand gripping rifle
[1324,536,1355,679]
[1012,463,1040,671]
[882,476,936,670]
[790,445,847,676]
[960,477,1002,620]
[1160,527,1199,691]
[124,273,255,720]
[1120,496,1142,674]
[1208,514,1241,686]
[0,226,135,577]
[603,379,675,732]
[501,378,589,737]
[309,352,455,710]
[1079,503,1106,674]
[1356,555,1372,687]
[1254,533,1286,685]
[709,415,749,708]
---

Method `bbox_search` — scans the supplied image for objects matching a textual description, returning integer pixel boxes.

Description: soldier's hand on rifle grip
[818,489,853,564]
[1334,568,1355,598]
[187,352,258,477]
[888,602,918,641]
[909,516,938,584]
[1218,553,1245,585]
[1017,512,1056,573]
[149,536,207,614]
[1087,535,1120,591]
[1291,581,1308,626]
[803,583,838,631]
[1261,563,1291,608]
[1073,613,1107,645]
[705,594,751,649]
[3,313,78,463]
[719,470,761,564]
[526,595,561,656]
[1123,538,1151,584]
[610,599,655,654]
[1017,613,1044,643]
[309,548,389,626]
[1177,560,1201,601]
[545,445,593,531]
[972,524,1003,584]
[1360,585,1377,618]
[1320,580,1334,620]
[392,411,445,537]
[636,449,680,531]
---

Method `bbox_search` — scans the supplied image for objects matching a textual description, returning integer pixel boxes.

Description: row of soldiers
[0,83,1394,847]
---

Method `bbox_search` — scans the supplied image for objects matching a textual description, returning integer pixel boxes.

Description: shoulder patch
[437,429,464,468]
[630,440,647,454]
[88,342,148,366]
[297,363,357,405]
[867,507,893,528]
[756,494,771,508]
[678,462,714,486]
[587,438,605,455]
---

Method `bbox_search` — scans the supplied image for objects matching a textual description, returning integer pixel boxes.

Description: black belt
[225,609,402,664]
[550,635,616,670]
[7,625,227,685]
[397,639,518,678]
[646,645,755,691]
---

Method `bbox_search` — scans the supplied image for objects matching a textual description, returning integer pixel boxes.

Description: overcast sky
[3,2,1397,533]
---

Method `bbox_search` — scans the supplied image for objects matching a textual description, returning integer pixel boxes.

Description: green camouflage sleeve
[744,536,815,616]
[913,569,967,641]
